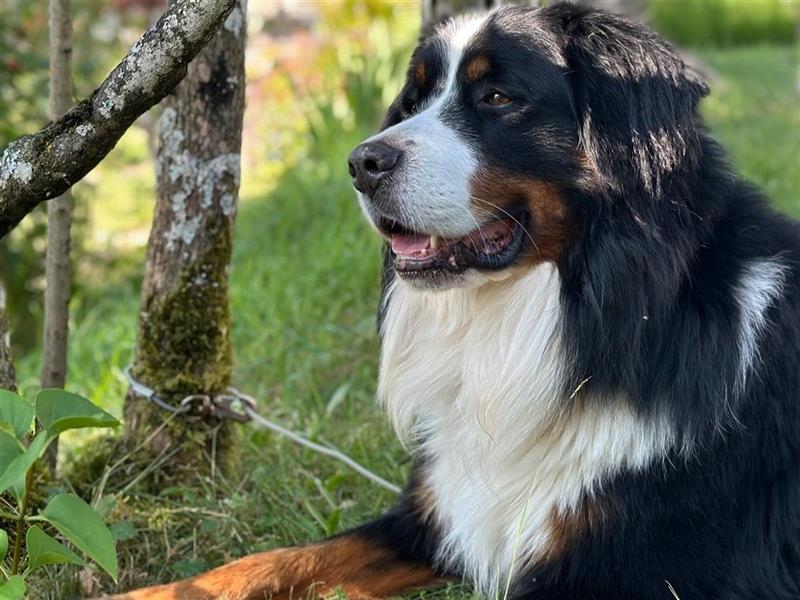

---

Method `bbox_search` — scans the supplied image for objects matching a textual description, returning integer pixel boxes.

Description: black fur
[367,3,800,598]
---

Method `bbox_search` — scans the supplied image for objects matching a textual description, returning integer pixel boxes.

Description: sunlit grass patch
[698,45,799,217]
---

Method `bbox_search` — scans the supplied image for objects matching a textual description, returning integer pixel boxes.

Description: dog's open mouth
[380,208,529,275]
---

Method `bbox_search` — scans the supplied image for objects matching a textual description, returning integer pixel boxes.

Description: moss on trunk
[134,234,233,395]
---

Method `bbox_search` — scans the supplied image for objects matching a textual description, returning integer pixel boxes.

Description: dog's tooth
[430,235,439,249]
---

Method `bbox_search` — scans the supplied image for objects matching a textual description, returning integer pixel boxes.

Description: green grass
[697,45,800,217]
[17,44,799,598]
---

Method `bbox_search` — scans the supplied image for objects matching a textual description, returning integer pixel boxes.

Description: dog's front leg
[108,535,440,600]
[104,500,447,600]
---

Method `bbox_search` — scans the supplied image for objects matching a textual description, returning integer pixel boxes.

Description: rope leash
[123,366,402,494]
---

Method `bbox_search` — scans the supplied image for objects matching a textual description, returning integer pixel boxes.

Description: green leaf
[0,529,8,564]
[26,525,85,572]
[0,432,25,501]
[0,576,25,600]
[41,494,118,582]
[35,389,119,437]
[0,431,23,474]
[0,389,33,439]
[0,431,48,497]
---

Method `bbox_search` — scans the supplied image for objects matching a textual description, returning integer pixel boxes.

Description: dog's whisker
[461,205,492,256]
[469,195,540,257]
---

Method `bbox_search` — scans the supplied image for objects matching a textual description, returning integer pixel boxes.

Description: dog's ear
[548,4,709,197]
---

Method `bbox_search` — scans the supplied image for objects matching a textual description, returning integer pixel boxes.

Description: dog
[112,2,800,599]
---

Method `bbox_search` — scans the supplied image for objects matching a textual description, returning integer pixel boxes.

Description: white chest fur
[378,264,676,593]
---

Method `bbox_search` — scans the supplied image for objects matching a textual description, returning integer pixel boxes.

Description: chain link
[124,367,253,422]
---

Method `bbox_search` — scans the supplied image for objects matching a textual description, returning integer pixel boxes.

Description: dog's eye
[482,90,512,107]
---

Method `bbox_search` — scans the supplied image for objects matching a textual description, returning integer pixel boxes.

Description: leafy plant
[0,388,119,598]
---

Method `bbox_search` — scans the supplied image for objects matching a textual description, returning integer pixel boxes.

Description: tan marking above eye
[465,55,491,82]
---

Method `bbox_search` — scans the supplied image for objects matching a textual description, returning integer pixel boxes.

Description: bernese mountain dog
[112,2,800,599]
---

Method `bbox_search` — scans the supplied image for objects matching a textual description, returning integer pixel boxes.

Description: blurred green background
[0,0,798,596]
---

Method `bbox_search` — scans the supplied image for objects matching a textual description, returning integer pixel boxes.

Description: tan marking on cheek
[541,495,614,563]
[469,168,570,265]
[109,536,444,600]
[465,55,490,82]
[415,61,427,87]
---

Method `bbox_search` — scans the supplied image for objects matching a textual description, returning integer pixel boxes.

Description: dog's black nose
[348,142,403,195]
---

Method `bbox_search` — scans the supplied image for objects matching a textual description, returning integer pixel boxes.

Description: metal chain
[122,366,401,493]
[123,366,254,422]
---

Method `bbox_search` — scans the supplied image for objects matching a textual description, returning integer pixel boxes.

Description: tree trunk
[42,0,74,472]
[0,283,16,391]
[123,0,247,478]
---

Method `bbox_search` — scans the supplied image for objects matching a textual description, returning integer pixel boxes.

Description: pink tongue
[391,233,430,255]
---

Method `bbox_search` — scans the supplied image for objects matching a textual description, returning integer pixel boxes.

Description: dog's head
[348,3,709,290]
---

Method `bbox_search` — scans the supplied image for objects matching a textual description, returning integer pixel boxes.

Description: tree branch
[0,0,237,239]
